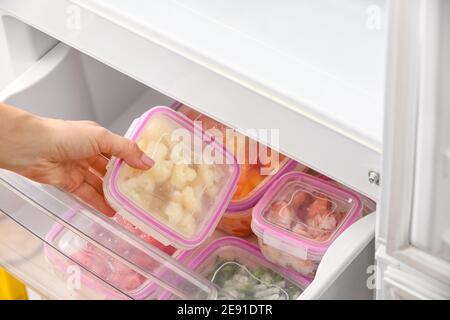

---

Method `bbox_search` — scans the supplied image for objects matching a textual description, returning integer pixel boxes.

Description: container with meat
[179,237,311,300]
[176,104,306,237]
[103,106,240,248]
[251,172,363,278]
[44,208,185,299]
[315,174,376,216]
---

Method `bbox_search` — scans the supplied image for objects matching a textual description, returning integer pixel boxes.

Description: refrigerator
[0,0,448,299]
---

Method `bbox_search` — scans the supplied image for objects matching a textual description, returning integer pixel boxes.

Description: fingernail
[140,153,155,168]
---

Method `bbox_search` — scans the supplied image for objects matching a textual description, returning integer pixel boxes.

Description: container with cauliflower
[251,172,363,278]
[176,104,305,237]
[104,107,240,249]
[178,237,310,300]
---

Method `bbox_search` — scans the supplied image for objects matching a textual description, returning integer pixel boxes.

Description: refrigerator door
[377,0,450,299]
[380,264,449,300]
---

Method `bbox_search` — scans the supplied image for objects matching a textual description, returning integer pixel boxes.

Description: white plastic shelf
[0,0,386,199]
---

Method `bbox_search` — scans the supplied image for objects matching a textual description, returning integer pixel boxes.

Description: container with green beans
[187,237,311,300]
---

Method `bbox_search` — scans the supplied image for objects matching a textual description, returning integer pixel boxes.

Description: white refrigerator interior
[0,0,447,300]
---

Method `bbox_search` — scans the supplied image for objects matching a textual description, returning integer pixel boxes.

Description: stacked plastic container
[159,237,311,300]
[251,172,363,278]
[103,106,240,249]
[176,104,306,236]
[43,104,367,300]
[45,105,241,299]
[316,174,376,216]
[44,207,186,299]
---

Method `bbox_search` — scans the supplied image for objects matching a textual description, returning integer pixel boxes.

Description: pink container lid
[316,174,376,215]
[188,237,312,288]
[173,103,301,213]
[252,172,363,256]
[104,106,240,249]
[226,159,298,212]
[158,236,311,300]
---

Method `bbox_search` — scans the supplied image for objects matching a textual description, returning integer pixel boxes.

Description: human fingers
[95,128,154,170]
[71,181,116,217]
[84,169,104,195]
[89,154,109,176]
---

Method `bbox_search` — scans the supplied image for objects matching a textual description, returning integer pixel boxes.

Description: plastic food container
[176,104,305,237]
[251,172,363,278]
[113,214,177,255]
[44,208,185,299]
[180,237,311,300]
[104,106,240,249]
[316,174,376,216]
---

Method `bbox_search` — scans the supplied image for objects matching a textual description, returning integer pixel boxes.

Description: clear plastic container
[104,106,240,249]
[251,172,363,278]
[0,169,216,300]
[176,104,306,237]
[113,214,177,255]
[44,207,188,299]
[316,174,376,216]
[177,237,311,300]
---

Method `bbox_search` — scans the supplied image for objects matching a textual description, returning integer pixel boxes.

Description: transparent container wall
[195,246,305,300]
[0,170,217,300]
[0,211,117,299]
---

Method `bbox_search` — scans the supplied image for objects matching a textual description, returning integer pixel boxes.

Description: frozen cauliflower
[205,185,219,198]
[145,141,169,163]
[116,114,230,239]
[119,172,155,207]
[119,164,143,181]
[170,164,197,190]
[143,116,175,141]
[181,186,200,213]
[178,214,196,237]
[198,164,216,187]
[170,141,193,164]
[165,200,198,237]
[165,201,184,226]
[170,190,183,202]
[119,171,155,193]
[149,160,173,184]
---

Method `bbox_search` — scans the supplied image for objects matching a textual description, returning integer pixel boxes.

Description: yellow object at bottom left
[0,268,28,300]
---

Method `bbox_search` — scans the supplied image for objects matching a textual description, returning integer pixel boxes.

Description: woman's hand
[0,103,154,216]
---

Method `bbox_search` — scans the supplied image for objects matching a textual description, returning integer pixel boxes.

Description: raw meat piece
[266,200,294,229]
[291,191,308,210]
[114,215,176,256]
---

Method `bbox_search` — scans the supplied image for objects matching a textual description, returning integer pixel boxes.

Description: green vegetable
[206,259,302,300]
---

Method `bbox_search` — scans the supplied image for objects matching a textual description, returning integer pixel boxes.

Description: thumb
[96,129,154,170]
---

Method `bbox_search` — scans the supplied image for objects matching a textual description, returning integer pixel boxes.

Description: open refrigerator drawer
[0,170,217,300]
[0,38,376,299]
